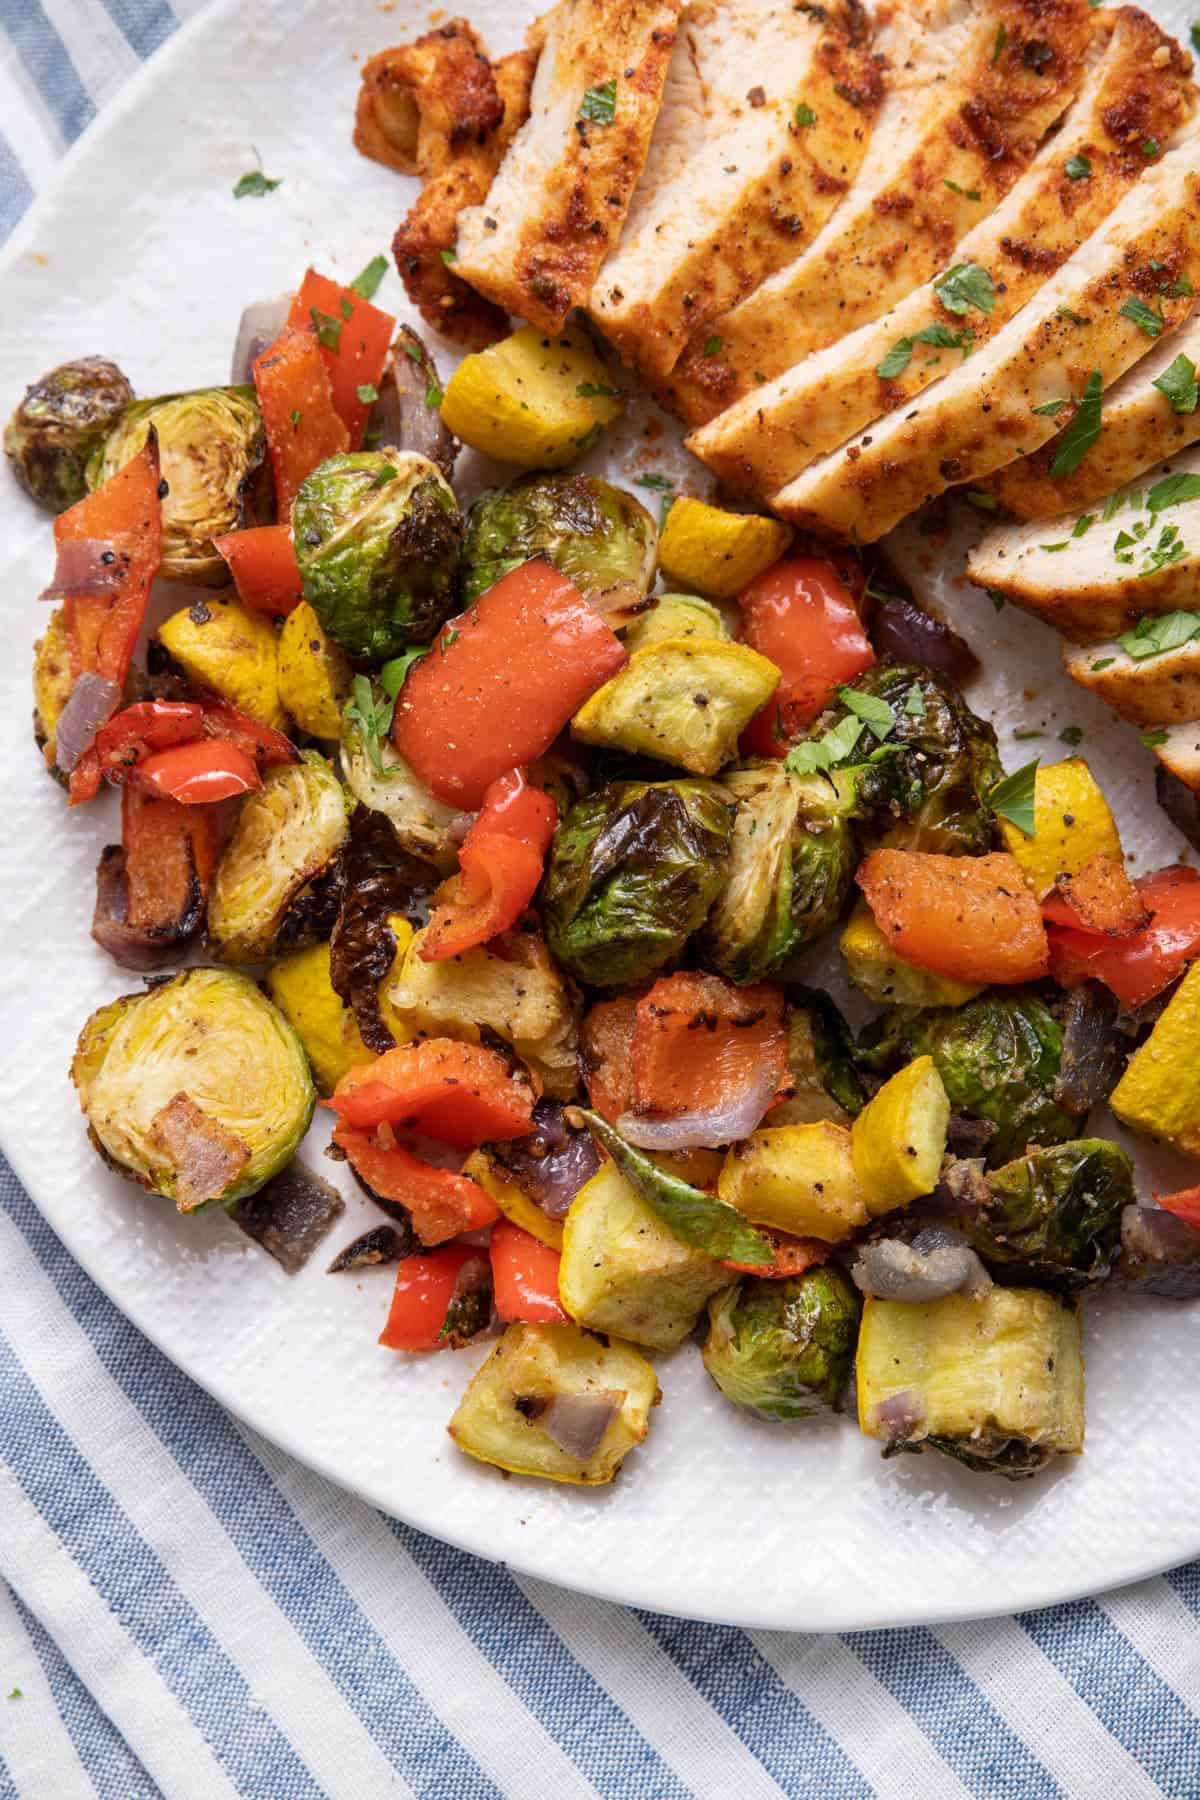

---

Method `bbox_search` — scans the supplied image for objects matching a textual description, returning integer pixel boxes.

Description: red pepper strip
[199,698,299,768]
[328,1039,536,1145]
[379,1245,490,1352]
[1046,866,1200,1010]
[490,1219,567,1323]
[213,525,304,616]
[120,785,220,935]
[334,1125,500,1245]
[629,971,790,1121]
[421,769,558,962]
[56,435,162,687]
[254,324,349,515]
[95,701,205,779]
[738,557,874,756]
[68,751,103,808]
[723,1231,831,1279]
[134,738,262,804]
[287,270,395,449]
[1155,1187,1200,1233]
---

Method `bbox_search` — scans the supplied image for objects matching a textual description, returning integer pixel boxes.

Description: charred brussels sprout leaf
[89,386,267,583]
[965,1138,1132,1290]
[702,1267,861,1420]
[543,779,732,986]
[294,449,461,659]
[329,806,438,1053]
[857,992,1075,1167]
[461,473,656,610]
[5,357,133,512]
[786,986,865,1119]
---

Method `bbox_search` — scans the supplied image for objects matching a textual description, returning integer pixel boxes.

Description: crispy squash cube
[571,636,779,775]
[1112,960,1200,1156]
[621,593,728,652]
[851,1055,949,1217]
[461,1148,564,1251]
[717,1121,868,1242]
[157,596,285,729]
[998,757,1122,900]
[839,900,984,1007]
[439,326,621,468]
[658,497,792,600]
[276,601,352,739]
[266,941,376,1095]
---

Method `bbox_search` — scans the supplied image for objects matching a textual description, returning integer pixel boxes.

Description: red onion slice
[872,1389,925,1443]
[492,1101,601,1220]
[541,1390,624,1462]
[375,329,458,479]
[231,294,292,384]
[39,537,126,605]
[870,593,979,683]
[55,671,121,772]
[852,1228,991,1303]
[617,1061,779,1151]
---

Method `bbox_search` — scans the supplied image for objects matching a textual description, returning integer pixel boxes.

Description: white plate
[4,0,1200,1633]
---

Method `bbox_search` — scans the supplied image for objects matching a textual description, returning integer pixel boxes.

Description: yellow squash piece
[33,605,72,761]
[265,942,376,1095]
[851,1056,949,1217]
[461,1149,564,1252]
[448,1321,659,1486]
[622,593,729,652]
[571,637,778,777]
[717,1121,868,1243]
[157,596,285,729]
[1112,960,1200,1156]
[998,757,1122,900]
[657,497,792,600]
[439,326,621,469]
[276,601,352,739]
[558,1160,728,1350]
[840,900,984,1007]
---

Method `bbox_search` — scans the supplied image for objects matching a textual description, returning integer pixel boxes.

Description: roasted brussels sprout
[700,761,862,984]
[857,992,1076,1167]
[339,697,460,872]
[702,1267,861,1421]
[542,779,732,988]
[208,753,350,963]
[962,1139,1132,1291]
[293,449,461,659]
[460,473,656,612]
[72,968,315,1211]
[770,988,865,1126]
[89,386,267,583]
[5,356,133,512]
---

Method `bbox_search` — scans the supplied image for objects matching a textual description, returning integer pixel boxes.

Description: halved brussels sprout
[702,1266,861,1421]
[208,753,350,963]
[769,989,865,1126]
[460,473,656,613]
[962,1139,1132,1291]
[72,968,315,1210]
[339,699,460,872]
[542,779,732,988]
[5,356,133,512]
[88,386,267,583]
[293,449,461,659]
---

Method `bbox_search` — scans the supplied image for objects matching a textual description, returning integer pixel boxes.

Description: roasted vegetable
[89,386,267,583]
[998,758,1122,899]
[582,1111,773,1264]
[770,990,865,1126]
[858,993,1081,1168]
[717,1122,868,1244]
[1111,960,1200,1157]
[467,1102,601,1252]
[32,606,74,766]
[570,638,779,777]
[230,1158,344,1273]
[293,448,461,659]
[702,1266,861,1420]
[208,753,349,962]
[857,850,1049,987]
[339,696,460,873]
[657,498,793,601]
[460,473,655,613]
[440,328,623,470]
[276,601,352,739]
[92,789,217,972]
[839,899,984,1007]
[327,807,437,1053]
[72,968,314,1210]
[5,356,133,512]
[156,597,285,730]
[856,1288,1085,1478]
[1116,1203,1200,1298]
[962,1139,1131,1291]
[543,779,732,988]
[851,1057,950,1217]
[266,940,376,1093]
[447,1321,659,1485]
[621,594,728,652]
[559,1159,729,1349]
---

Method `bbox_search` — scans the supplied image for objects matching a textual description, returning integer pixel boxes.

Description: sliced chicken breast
[1155,721,1200,790]
[1064,633,1200,727]
[586,0,883,381]
[454,0,681,334]
[687,8,1196,495]
[771,140,1200,544]
[663,0,1096,424]
[966,447,1200,641]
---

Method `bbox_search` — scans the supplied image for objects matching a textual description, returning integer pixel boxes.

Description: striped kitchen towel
[4,6,1200,1797]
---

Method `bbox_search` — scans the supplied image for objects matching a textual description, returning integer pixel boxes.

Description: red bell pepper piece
[1155,1187,1200,1233]
[392,559,628,809]
[120,785,220,933]
[1046,865,1200,1010]
[198,698,298,769]
[334,1125,500,1245]
[135,738,262,804]
[489,1219,567,1324]
[287,270,394,449]
[738,558,874,755]
[254,324,349,515]
[421,769,558,962]
[379,1245,492,1352]
[95,701,205,776]
[328,1039,536,1144]
[628,972,790,1123]
[213,525,304,616]
[54,436,162,687]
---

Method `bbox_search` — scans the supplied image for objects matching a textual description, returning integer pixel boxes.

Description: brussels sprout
[770,988,865,1125]
[542,779,732,987]
[857,992,1076,1167]
[963,1139,1132,1291]
[208,753,350,963]
[339,696,461,872]
[699,761,863,984]
[702,1267,861,1421]
[460,473,656,612]
[294,449,461,659]
[89,386,267,583]
[72,968,315,1210]
[5,356,133,512]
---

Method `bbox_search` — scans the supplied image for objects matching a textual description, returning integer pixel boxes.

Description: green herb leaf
[876,338,914,379]
[581,1111,773,1263]
[1147,472,1200,514]
[784,713,865,774]
[1049,370,1102,478]
[837,684,894,738]
[578,80,617,125]
[991,22,1007,61]
[1056,306,1089,326]
[233,169,282,198]
[966,490,997,511]
[290,408,302,428]
[703,335,723,357]
[1193,22,1200,52]
[338,296,354,322]
[988,588,1006,612]
[1119,295,1164,338]
[903,683,926,718]
[439,628,460,656]
[576,381,616,398]
[1090,658,1115,671]
[934,262,996,316]
[356,383,379,405]
[424,379,443,410]
[1143,137,1161,158]
[1032,398,1068,416]
[309,306,342,353]
[916,323,973,352]
[1153,354,1199,415]
[351,254,389,299]
[1059,725,1084,747]
[794,102,817,126]
[634,472,674,491]
[380,649,428,698]
[6,1690,21,1702]
[1064,154,1091,181]
[346,674,394,773]
[944,179,982,200]
[1072,514,1095,538]
[1013,728,1043,741]
[1039,542,1070,553]
[1142,728,1169,747]
[1174,275,1195,298]
[1119,610,1200,660]
[990,759,1039,835]
[440,247,458,267]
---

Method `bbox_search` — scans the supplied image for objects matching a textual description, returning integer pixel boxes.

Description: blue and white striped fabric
[4,10,1200,1797]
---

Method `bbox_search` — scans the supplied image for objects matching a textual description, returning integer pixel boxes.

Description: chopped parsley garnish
[440,247,458,267]
[635,473,674,490]
[1193,22,1200,52]
[1143,138,1161,158]
[903,683,926,718]
[1119,610,1200,660]
[1056,306,1089,325]
[424,379,443,410]
[1102,490,1124,522]
[578,80,617,125]
[1013,728,1043,741]
[233,169,281,199]
[989,759,1039,835]
[794,102,817,126]
[1175,276,1195,298]
[784,714,865,774]
[346,675,395,773]
[439,629,460,655]
[837,685,894,739]
[1064,154,1091,181]
[966,491,997,510]
[6,1690,21,1702]
[988,588,1006,612]
[356,383,378,405]
[351,254,389,299]
[1137,524,1186,578]
[338,296,354,322]
[1032,398,1068,417]
[934,262,995,317]
[576,381,616,398]
[1147,472,1200,514]
[1153,354,1199,414]
[945,179,982,200]
[991,23,1007,62]
[1072,514,1095,538]
[703,335,723,357]
[1059,725,1084,747]
[1142,728,1169,747]
[309,307,342,353]
[876,322,972,378]
[575,423,603,455]
[290,408,301,428]
[1119,295,1164,338]
[380,649,427,698]
[1091,658,1114,671]
[1040,541,1070,553]
[1049,370,1102,478]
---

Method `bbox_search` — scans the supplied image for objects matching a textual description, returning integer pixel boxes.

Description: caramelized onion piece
[541,1390,624,1462]
[232,1159,345,1273]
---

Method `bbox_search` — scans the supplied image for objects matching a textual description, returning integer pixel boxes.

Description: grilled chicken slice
[664,0,1096,426]
[772,140,1200,544]
[990,312,1200,519]
[586,0,883,382]
[1155,722,1200,791]
[453,0,681,334]
[966,447,1200,640]
[687,8,1196,496]
[1064,632,1200,727]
